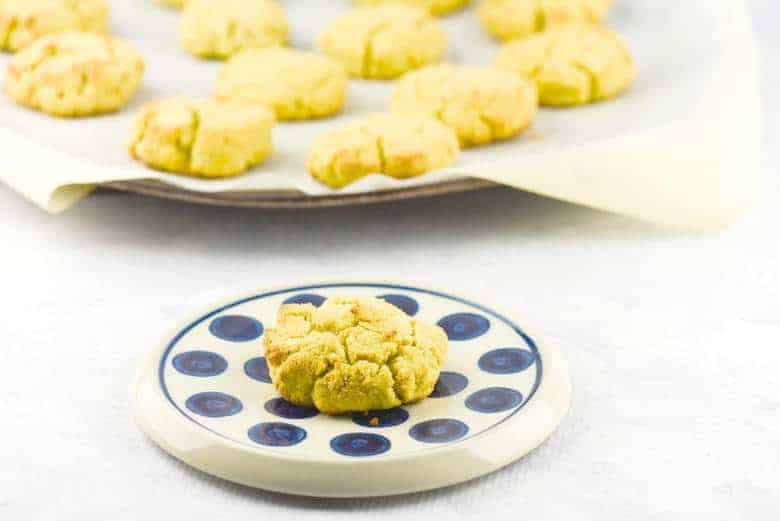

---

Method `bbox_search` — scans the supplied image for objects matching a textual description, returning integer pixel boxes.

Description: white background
[1,0,778,519]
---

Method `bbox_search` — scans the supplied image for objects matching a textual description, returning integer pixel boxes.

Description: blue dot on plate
[172,351,227,377]
[378,294,419,316]
[409,419,469,444]
[185,391,243,418]
[466,387,523,413]
[244,357,272,383]
[283,294,326,307]
[248,422,306,447]
[479,348,536,374]
[331,433,391,457]
[437,313,490,341]
[352,408,410,428]
[265,397,319,419]
[209,315,263,342]
[429,371,469,398]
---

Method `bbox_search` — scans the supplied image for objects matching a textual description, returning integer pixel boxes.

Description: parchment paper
[0,0,761,229]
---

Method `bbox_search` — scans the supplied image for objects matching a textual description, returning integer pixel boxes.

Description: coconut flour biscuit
[0,0,108,53]
[391,64,538,147]
[215,47,348,121]
[180,0,289,60]
[264,296,449,415]
[307,113,459,188]
[479,0,611,42]
[493,23,635,106]
[5,32,144,117]
[128,98,275,177]
[353,0,470,16]
[319,5,446,80]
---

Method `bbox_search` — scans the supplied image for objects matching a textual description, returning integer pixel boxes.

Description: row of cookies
[1,1,636,189]
[131,2,540,184]
[135,2,636,186]
[158,0,614,61]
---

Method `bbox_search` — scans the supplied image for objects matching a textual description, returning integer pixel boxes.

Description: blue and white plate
[133,283,570,497]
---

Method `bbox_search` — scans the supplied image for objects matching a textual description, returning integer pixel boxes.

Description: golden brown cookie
[307,113,460,188]
[391,64,538,146]
[493,23,636,106]
[128,97,275,177]
[264,296,449,415]
[180,0,289,59]
[319,5,446,80]
[0,0,108,52]
[215,47,348,120]
[5,32,144,117]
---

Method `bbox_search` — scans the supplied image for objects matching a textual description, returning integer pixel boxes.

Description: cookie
[319,5,446,80]
[479,0,611,42]
[263,296,449,415]
[180,0,289,60]
[0,0,108,53]
[493,23,636,106]
[353,0,470,16]
[215,47,348,121]
[391,64,538,147]
[5,32,144,117]
[307,113,459,188]
[128,98,275,177]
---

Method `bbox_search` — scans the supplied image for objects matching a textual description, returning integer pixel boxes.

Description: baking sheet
[0,0,761,228]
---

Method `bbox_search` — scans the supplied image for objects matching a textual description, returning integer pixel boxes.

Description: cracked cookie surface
[391,64,538,147]
[493,22,635,106]
[479,0,611,42]
[353,0,470,16]
[307,113,459,188]
[264,296,449,415]
[215,47,348,121]
[5,32,143,117]
[0,0,108,53]
[318,4,446,80]
[128,97,275,177]
[180,0,288,60]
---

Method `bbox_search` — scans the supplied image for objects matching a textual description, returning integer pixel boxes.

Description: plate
[104,178,497,209]
[133,283,571,497]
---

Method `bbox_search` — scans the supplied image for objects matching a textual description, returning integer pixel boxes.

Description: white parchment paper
[0,0,761,228]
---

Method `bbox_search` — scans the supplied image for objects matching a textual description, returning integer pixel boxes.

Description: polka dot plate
[133,283,570,497]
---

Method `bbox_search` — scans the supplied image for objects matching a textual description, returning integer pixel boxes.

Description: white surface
[1,0,779,519]
[135,283,570,497]
[0,0,761,229]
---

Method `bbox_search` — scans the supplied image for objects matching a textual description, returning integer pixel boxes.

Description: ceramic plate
[133,283,571,497]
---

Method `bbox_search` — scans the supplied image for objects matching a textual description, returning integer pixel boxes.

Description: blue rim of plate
[157,283,543,455]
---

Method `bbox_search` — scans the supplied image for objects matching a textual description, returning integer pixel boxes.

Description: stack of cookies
[1,0,637,187]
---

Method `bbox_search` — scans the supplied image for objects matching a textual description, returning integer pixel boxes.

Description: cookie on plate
[479,0,611,42]
[0,0,108,53]
[319,5,446,80]
[5,32,144,117]
[391,64,538,147]
[215,47,348,121]
[128,98,275,177]
[264,296,449,415]
[180,0,289,60]
[307,113,459,188]
[493,23,636,106]
[353,0,470,16]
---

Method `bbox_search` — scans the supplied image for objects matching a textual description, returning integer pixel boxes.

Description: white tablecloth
[2,1,779,519]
